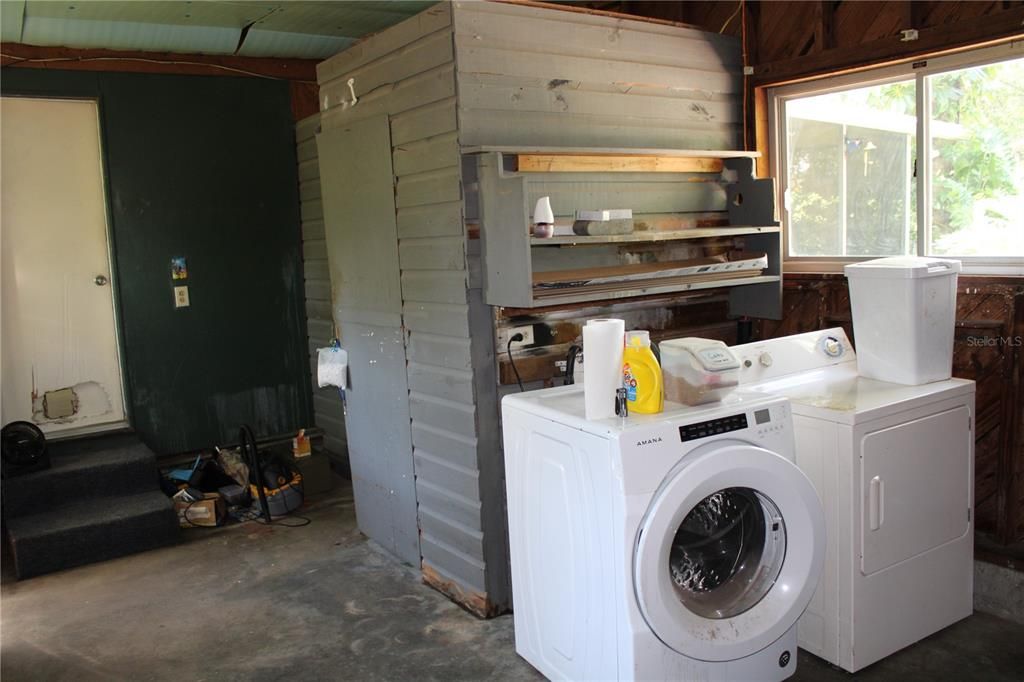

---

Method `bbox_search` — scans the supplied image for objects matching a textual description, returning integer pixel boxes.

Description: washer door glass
[668,487,786,619]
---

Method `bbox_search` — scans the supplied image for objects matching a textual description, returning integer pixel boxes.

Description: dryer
[731,329,975,672]
[502,386,825,681]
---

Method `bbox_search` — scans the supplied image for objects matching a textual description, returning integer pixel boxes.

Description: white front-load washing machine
[731,329,975,672]
[502,385,825,681]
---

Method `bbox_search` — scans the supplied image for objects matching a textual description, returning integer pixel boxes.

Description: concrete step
[6,491,179,579]
[3,434,160,519]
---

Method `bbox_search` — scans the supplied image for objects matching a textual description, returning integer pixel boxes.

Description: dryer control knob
[822,336,844,358]
[758,352,773,367]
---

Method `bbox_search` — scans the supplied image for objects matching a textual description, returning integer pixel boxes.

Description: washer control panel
[754,402,790,439]
[679,413,748,442]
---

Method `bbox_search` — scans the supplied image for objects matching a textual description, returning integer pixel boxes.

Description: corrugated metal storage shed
[315,0,743,615]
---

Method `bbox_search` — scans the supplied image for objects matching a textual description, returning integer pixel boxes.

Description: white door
[860,405,972,574]
[1,96,127,436]
[634,442,825,662]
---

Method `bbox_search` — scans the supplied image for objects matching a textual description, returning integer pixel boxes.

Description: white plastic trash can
[845,256,961,385]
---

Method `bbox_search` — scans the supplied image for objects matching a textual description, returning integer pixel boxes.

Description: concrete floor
[3,481,1023,682]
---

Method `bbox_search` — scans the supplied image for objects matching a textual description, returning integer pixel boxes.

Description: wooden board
[464,145,759,158]
[533,271,771,301]
[531,223,777,245]
[517,154,724,173]
[533,252,767,288]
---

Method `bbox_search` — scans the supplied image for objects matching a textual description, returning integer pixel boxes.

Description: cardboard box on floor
[175,492,226,528]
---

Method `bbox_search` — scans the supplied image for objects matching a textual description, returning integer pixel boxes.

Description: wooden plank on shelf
[537,259,715,285]
[530,224,778,246]
[517,154,724,173]
[532,274,779,307]
[534,269,761,296]
[462,145,760,158]
[460,112,739,150]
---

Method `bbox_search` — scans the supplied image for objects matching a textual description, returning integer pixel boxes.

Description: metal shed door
[317,115,419,565]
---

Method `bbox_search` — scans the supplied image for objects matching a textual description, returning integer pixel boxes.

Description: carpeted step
[3,434,160,519]
[6,491,179,579]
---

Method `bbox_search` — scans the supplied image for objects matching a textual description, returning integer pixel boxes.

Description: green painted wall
[2,69,312,454]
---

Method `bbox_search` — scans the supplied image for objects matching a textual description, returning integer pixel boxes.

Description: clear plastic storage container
[660,338,740,405]
[845,256,960,385]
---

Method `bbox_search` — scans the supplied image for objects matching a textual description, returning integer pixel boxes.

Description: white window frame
[769,42,1024,275]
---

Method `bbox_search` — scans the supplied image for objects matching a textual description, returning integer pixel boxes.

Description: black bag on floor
[1,421,49,478]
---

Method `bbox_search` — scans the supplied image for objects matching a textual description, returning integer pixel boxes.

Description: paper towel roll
[583,318,625,420]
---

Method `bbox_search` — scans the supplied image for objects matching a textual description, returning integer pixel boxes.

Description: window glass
[785,80,916,257]
[668,487,786,619]
[927,58,1024,257]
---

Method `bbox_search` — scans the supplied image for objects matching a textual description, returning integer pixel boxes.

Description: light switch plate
[174,285,190,308]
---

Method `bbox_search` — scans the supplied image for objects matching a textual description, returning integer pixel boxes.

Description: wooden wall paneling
[453,0,743,150]
[290,81,320,122]
[923,1,1008,27]
[1014,289,1024,543]
[318,6,457,581]
[495,297,734,386]
[318,2,514,616]
[832,1,903,50]
[756,2,818,63]
[953,283,1024,546]
[750,4,1024,86]
[680,1,744,38]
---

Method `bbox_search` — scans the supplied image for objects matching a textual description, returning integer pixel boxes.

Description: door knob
[94,274,108,286]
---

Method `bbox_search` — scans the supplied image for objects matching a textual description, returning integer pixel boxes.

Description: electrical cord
[719,0,742,33]
[564,344,582,386]
[507,333,525,392]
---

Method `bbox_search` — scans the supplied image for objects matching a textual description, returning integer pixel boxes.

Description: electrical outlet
[503,325,535,348]
[173,285,190,308]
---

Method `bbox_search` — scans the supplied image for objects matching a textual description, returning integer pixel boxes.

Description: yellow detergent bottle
[622,330,664,414]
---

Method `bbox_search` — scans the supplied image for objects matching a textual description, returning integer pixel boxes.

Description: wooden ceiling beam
[0,43,318,81]
[813,1,836,53]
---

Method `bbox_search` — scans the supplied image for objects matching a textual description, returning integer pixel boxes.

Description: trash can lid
[845,256,962,279]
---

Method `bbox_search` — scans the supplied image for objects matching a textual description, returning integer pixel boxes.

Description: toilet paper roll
[583,318,625,420]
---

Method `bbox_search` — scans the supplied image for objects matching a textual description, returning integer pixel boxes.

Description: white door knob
[759,352,773,367]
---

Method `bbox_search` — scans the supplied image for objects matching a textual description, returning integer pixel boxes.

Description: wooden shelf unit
[472,148,782,318]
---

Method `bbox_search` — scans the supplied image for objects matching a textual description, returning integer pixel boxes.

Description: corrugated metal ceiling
[1,1,434,59]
